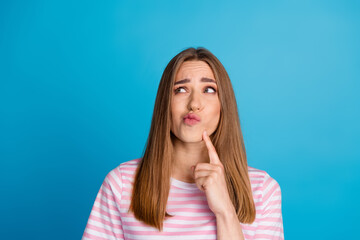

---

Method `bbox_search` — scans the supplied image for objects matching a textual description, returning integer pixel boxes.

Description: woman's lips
[184,118,200,125]
[183,113,201,126]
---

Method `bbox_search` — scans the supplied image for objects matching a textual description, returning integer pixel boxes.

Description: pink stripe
[122,215,215,222]
[240,224,257,231]
[96,192,119,212]
[263,183,280,202]
[263,208,282,214]
[166,207,214,213]
[261,217,283,222]
[254,201,262,207]
[243,233,253,239]
[95,196,120,216]
[165,215,215,221]
[92,205,121,221]
[167,200,209,205]
[124,228,216,236]
[122,172,135,178]
[86,223,123,239]
[90,215,123,230]
[254,233,283,239]
[251,186,262,192]
[121,187,134,193]
[262,176,273,190]
[250,180,263,184]
[255,225,283,232]
[122,219,216,228]
[268,199,282,205]
[121,167,137,172]
[106,172,122,200]
[113,167,124,183]
[252,193,262,198]
[96,184,115,203]
[83,231,110,240]
[164,222,216,228]
[169,192,206,197]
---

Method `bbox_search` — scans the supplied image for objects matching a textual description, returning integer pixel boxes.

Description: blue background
[1,0,359,239]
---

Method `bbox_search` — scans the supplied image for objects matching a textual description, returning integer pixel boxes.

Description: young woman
[82,48,284,240]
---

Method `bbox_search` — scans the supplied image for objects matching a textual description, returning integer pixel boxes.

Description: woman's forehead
[175,61,215,80]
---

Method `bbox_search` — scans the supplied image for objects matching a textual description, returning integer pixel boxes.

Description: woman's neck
[171,137,209,183]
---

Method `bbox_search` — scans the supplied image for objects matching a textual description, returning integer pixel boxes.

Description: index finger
[202,131,220,164]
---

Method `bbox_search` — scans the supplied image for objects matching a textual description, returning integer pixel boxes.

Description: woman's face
[170,60,221,143]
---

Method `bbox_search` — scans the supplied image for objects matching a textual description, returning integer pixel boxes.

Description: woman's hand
[191,131,235,217]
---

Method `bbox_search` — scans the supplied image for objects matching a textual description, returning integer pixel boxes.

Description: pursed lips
[183,113,201,125]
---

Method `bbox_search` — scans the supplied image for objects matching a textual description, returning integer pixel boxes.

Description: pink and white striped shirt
[82,158,284,240]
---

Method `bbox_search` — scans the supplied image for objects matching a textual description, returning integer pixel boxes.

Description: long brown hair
[128,47,256,231]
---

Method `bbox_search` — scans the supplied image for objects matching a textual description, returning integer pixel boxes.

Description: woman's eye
[174,87,186,94]
[204,87,216,93]
[174,86,216,94]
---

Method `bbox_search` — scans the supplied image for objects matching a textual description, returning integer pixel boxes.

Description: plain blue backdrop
[1,0,359,239]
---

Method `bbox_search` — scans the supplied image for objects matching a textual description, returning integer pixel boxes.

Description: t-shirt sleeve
[254,173,284,239]
[82,169,125,240]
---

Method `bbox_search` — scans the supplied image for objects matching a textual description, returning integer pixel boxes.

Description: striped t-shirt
[82,158,284,240]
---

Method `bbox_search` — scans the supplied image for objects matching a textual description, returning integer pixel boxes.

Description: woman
[82,47,284,240]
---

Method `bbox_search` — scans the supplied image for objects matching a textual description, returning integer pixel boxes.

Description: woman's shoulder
[106,158,141,179]
[247,165,271,181]
[247,166,282,223]
[107,157,139,171]
[247,166,282,194]
[117,158,141,170]
[102,158,140,184]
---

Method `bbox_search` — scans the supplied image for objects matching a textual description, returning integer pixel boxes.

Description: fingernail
[204,130,207,136]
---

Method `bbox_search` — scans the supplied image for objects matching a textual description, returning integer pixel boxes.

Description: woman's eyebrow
[174,77,216,85]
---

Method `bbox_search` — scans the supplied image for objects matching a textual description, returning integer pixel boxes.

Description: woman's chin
[180,135,204,143]
[171,134,199,144]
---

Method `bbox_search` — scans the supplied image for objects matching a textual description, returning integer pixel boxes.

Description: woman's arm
[254,174,284,239]
[192,131,246,239]
[215,207,245,240]
[82,170,125,240]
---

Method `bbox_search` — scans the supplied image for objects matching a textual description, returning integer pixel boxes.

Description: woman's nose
[188,91,202,112]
